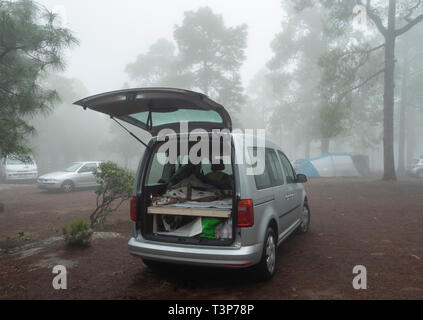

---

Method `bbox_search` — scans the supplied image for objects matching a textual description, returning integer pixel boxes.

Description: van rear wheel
[297,203,310,234]
[255,227,277,281]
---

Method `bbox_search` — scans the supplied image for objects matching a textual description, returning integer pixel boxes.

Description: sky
[36,0,285,96]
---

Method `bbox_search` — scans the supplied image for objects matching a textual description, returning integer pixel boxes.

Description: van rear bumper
[128,237,262,268]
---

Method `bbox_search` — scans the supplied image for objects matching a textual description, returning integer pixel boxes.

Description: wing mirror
[296,174,308,183]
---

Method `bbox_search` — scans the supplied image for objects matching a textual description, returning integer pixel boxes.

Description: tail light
[237,199,254,227]
[130,197,137,221]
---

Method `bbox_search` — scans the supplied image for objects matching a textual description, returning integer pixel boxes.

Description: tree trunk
[397,38,410,176]
[406,106,416,162]
[321,138,330,154]
[382,0,397,181]
[304,139,311,159]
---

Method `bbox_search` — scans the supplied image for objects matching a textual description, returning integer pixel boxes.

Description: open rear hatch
[74,88,232,136]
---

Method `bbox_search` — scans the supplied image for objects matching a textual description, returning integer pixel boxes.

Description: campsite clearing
[0,178,423,299]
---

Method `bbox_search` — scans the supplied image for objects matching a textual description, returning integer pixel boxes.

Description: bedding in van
[151,173,232,207]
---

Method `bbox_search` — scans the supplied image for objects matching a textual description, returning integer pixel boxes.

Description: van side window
[267,150,284,186]
[278,151,296,184]
[249,148,283,189]
[248,147,271,190]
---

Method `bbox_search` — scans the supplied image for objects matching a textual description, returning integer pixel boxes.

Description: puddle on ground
[29,252,78,271]
[9,236,64,259]
[92,232,123,240]
[6,232,123,259]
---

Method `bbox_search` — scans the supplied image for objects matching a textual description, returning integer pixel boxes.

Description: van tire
[61,180,74,193]
[255,227,277,281]
[297,202,310,234]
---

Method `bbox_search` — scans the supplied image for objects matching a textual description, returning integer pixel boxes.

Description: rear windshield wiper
[111,117,150,149]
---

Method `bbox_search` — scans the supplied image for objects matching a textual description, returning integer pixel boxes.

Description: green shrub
[62,219,93,247]
[90,162,134,227]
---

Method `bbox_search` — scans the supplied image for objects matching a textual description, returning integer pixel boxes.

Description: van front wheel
[255,227,277,280]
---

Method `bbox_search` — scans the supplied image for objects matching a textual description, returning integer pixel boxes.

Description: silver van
[74,88,310,279]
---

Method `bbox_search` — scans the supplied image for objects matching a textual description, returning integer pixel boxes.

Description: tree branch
[0,86,18,96]
[403,0,422,22]
[0,45,26,60]
[396,13,423,36]
[339,68,385,100]
[339,43,385,59]
[367,43,385,53]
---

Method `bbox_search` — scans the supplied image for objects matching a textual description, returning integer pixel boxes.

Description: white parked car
[37,161,102,192]
[0,155,38,182]
[407,158,423,178]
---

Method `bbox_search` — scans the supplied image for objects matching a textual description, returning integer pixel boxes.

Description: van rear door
[74,88,232,136]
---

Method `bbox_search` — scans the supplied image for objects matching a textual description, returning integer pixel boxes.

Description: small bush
[62,219,93,247]
[90,162,134,227]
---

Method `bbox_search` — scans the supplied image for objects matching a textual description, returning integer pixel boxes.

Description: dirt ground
[0,178,422,300]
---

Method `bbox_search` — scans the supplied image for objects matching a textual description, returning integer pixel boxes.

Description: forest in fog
[2,0,423,179]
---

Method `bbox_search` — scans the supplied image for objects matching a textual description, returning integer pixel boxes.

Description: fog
[36,0,283,93]
[28,0,423,175]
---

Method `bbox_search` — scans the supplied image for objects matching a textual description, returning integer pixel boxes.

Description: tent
[297,153,361,177]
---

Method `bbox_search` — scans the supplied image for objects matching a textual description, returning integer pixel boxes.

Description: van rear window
[128,109,224,128]
[145,144,233,187]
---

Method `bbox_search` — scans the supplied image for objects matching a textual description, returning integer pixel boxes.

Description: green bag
[201,218,223,239]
